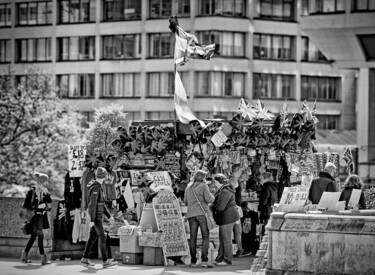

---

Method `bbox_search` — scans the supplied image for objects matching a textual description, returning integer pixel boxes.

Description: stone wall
[267,210,375,275]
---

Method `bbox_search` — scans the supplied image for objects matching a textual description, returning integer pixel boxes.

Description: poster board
[153,190,189,264]
[348,189,362,208]
[146,171,173,193]
[278,186,309,212]
[68,145,86,177]
[317,192,341,211]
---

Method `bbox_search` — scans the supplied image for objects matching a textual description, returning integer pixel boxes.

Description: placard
[348,189,362,208]
[317,192,341,211]
[164,152,181,178]
[153,190,189,261]
[211,130,228,147]
[146,171,173,193]
[68,145,86,177]
[278,186,309,212]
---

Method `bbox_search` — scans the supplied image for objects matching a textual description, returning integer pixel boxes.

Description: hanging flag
[174,71,206,127]
[170,16,215,66]
[256,99,275,120]
[280,101,289,126]
[237,98,258,121]
[342,147,355,174]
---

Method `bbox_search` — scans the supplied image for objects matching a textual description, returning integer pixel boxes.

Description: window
[103,0,141,21]
[301,36,327,62]
[126,112,141,123]
[0,40,11,63]
[301,0,344,15]
[101,73,140,97]
[253,33,295,60]
[103,34,141,59]
[17,1,52,25]
[16,38,51,62]
[353,0,375,11]
[147,72,175,97]
[57,74,95,98]
[196,71,245,97]
[146,111,174,120]
[149,33,174,58]
[149,0,190,18]
[59,0,96,23]
[315,115,340,129]
[79,111,94,128]
[357,34,375,60]
[301,76,341,101]
[57,36,95,61]
[0,3,11,26]
[253,73,295,99]
[255,0,295,20]
[198,31,245,57]
[198,0,246,17]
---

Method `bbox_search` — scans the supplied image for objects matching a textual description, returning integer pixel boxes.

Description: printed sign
[68,145,86,177]
[146,171,173,193]
[211,130,228,147]
[164,152,181,179]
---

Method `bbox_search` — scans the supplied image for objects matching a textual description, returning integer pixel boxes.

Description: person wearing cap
[308,162,338,204]
[184,170,215,268]
[21,172,52,265]
[81,167,118,268]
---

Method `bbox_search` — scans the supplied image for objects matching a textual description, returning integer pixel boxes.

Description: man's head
[260,172,273,185]
[231,164,242,179]
[96,167,107,183]
[324,162,337,177]
[213,173,228,188]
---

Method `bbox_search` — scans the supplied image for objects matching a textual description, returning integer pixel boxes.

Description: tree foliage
[0,67,85,198]
[86,103,129,159]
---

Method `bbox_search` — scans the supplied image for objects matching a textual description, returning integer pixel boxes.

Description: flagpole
[173,64,178,142]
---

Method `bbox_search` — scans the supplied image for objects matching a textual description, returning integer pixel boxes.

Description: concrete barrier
[267,210,375,274]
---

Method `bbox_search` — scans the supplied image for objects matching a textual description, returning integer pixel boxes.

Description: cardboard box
[143,247,164,266]
[119,228,143,253]
[138,232,165,247]
[121,252,143,265]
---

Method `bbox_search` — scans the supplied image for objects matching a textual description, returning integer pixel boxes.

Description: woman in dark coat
[211,173,239,266]
[339,174,366,210]
[21,172,52,265]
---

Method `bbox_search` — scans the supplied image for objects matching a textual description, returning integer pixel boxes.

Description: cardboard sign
[278,186,309,212]
[317,192,341,211]
[348,189,362,207]
[147,171,173,193]
[211,130,228,147]
[68,145,86,177]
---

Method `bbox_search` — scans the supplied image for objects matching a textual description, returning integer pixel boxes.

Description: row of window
[14,72,340,101]
[0,34,326,63]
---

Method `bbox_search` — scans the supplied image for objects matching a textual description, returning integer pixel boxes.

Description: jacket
[308,171,337,204]
[184,181,215,219]
[211,184,239,225]
[339,188,366,209]
[258,181,278,222]
[64,172,82,211]
[87,180,111,221]
[23,186,52,230]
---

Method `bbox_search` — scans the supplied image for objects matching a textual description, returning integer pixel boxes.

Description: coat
[211,184,239,225]
[184,181,215,219]
[23,186,52,230]
[87,180,111,221]
[339,188,367,209]
[258,181,278,222]
[308,171,337,204]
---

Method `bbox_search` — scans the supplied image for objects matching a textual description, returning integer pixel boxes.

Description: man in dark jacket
[258,172,278,227]
[308,162,337,204]
[81,167,118,268]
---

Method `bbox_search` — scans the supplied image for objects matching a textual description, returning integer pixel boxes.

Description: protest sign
[278,186,309,212]
[68,145,86,177]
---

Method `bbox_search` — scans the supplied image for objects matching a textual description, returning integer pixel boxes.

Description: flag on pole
[170,16,215,66]
[342,147,355,174]
[237,98,258,121]
[174,71,206,127]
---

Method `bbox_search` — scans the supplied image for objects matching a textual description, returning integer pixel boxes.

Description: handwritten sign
[68,145,86,177]
[147,171,173,193]
[278,186,309,212]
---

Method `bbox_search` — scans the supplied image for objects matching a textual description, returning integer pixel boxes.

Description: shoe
[238,251,252,257]
[215,260,232,266]
[200,261,213,268]
[103,259,118,268]
[41,254,51,265]
[190,263,197,268]
[81,257,95,266]
[235,249,244,257]
[21,250,32,263]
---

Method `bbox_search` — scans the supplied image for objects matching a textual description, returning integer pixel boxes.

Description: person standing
[308,162,338,204]
[184,170,215,268]
[21,172,52,265]
[211,173,239,266]
[258,172,278,228]
[339,174,367,210]
[81,167,118,268]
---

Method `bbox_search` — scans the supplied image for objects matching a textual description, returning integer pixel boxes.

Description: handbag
[21,222,34,235]
[191,186,218,231]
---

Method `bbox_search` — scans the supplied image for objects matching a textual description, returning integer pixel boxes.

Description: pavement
[0,255,254,275]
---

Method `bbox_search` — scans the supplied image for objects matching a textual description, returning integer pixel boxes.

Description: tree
[0,67,85,198]
[86,103,129,159]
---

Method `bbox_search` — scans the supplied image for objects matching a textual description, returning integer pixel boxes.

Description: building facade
[0,0,356,131]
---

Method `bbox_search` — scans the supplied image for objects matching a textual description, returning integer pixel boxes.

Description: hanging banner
[68,145,86,177]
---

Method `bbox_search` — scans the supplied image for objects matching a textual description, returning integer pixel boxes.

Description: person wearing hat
[21,172,52,265]
[81,167,117,268]
[308,162,338,204]
[184,170,215,268]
